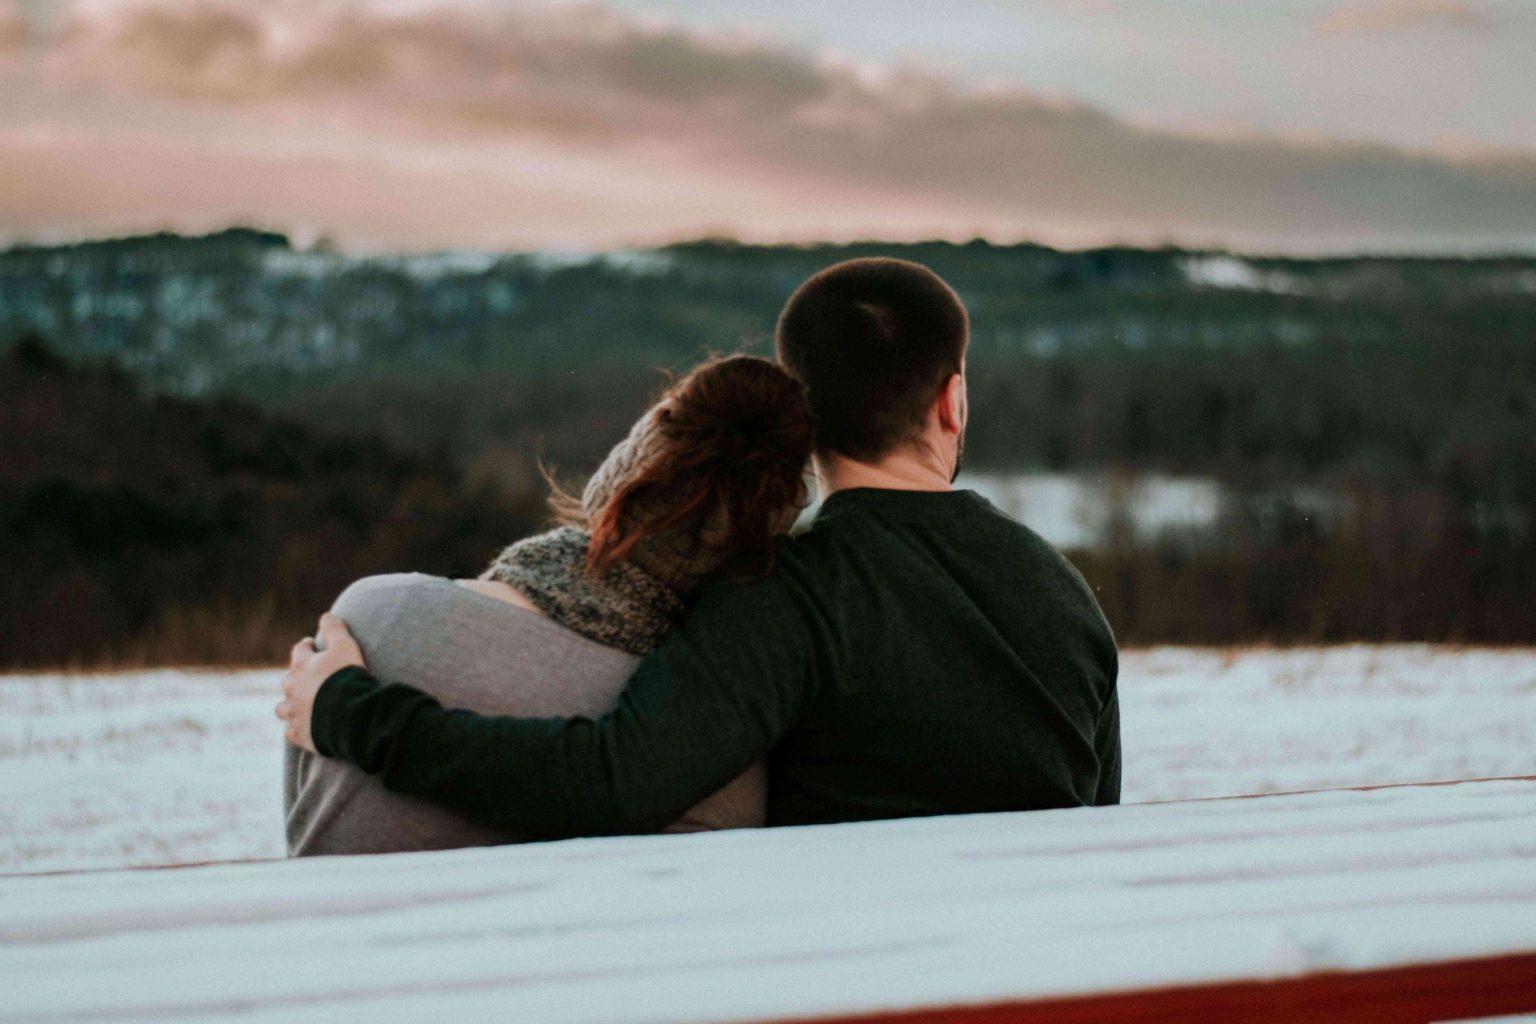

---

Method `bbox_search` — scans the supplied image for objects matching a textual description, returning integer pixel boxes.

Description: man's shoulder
[671,527,856,650]
[965,494,1118,655]
[651,536,826,677]
[969,493,1087,568]
[681,534,818,618]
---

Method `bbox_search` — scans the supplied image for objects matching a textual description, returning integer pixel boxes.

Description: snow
[956,471,1360,550]
[1118,645,1536,802]
[522,250,677,275]
[960,471,1224,549]
[0,670,281,875]
[0,779,1532,1023]
[1180,255,1302,293]
[2,646,1534,876]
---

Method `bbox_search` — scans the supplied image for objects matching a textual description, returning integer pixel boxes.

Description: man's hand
[276,613,365,754]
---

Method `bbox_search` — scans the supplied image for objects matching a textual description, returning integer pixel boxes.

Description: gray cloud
[3,0,1535,252]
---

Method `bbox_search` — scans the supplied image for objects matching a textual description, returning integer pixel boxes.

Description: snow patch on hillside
[1180,255,1303,293]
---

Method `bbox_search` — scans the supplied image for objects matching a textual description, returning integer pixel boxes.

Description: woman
[283,354,814,855]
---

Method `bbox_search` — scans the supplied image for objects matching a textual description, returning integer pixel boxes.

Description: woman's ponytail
[586,355,815,580]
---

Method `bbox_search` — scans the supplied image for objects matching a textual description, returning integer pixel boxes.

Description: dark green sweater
[312,487,1121,837]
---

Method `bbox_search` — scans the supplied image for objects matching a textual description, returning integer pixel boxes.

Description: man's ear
[936,373,966,435]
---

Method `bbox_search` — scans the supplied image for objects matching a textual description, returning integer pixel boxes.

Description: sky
[1,0,1534,253]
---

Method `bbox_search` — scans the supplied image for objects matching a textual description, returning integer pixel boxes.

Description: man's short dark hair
[776,257,968,462]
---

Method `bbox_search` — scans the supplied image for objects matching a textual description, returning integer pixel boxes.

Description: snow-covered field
[0,670,280,875]
[3,646,1534,876]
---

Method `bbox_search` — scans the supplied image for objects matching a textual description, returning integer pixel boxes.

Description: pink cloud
[0,3,29,55]
[1317,0,1493,36]
[1,0,1533,252]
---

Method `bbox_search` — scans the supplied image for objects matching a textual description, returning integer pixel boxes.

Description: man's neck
[815,450,953,497]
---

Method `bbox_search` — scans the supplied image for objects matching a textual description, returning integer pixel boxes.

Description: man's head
[776,258,969,475]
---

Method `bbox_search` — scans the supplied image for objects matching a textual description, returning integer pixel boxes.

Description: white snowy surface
[0,670,282,875]
[1115,645,1536,802]
[2,646,1535,875]
[0,779,1533,1024]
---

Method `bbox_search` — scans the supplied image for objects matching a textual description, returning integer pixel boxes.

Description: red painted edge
[784,951,1536,1024]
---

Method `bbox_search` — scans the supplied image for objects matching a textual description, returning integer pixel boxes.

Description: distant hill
[2,231,1533,479]
[1,233,1533,655]
[0,227,291,260]
[0,337,542,667]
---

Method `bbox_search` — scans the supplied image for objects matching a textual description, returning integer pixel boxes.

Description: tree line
[1,231,1532,663]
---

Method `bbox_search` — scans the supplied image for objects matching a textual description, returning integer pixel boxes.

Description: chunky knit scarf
[480,408,725,656]
[481,526,681,656]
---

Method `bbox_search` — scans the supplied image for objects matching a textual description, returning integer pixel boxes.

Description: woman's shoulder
[451,578,543,614]
[332,572,456,610]
[328,571,641,710]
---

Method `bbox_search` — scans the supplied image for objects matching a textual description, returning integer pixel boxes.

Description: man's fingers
[289,637,316,666]
[318,613,347,642]
[318,613,362,660]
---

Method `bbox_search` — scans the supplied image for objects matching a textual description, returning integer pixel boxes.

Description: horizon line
[5,224,1536,264]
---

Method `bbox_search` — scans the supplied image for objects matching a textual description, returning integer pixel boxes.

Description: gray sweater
[283,573,766,856]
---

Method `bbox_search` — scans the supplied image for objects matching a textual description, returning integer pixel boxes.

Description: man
[277,257,1120,837]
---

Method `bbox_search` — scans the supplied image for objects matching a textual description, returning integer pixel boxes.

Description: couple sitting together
[278,257,1121,855]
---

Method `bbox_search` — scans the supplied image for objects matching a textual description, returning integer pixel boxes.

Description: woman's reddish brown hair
[585,355,815,580]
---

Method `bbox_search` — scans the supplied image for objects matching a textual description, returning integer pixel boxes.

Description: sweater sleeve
[1092,683,1122,805]
[310,572,819,837]
[1092,642,1122,806]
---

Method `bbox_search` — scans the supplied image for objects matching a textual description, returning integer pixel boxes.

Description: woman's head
[575,355,815,589]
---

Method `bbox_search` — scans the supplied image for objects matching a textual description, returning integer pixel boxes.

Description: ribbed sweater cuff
[311,664,379,760]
